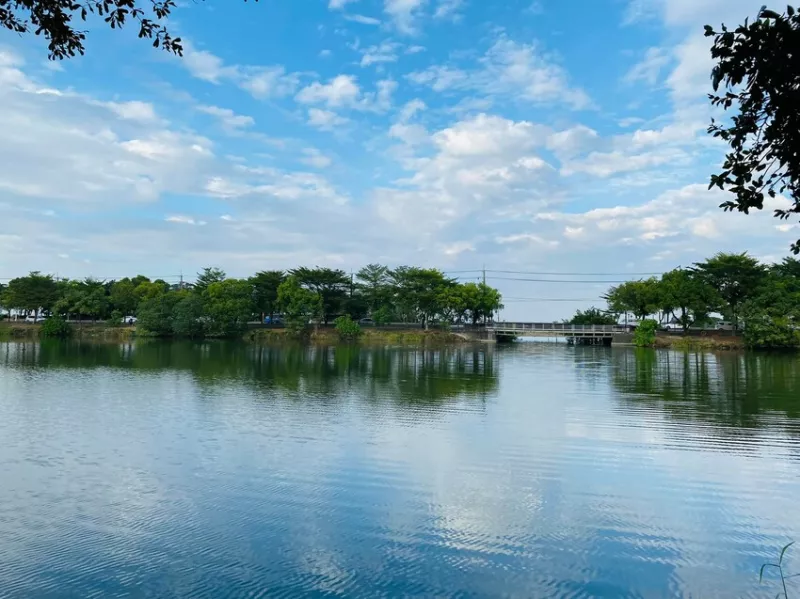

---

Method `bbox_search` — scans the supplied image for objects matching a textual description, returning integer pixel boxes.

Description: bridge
[485,322,633,345]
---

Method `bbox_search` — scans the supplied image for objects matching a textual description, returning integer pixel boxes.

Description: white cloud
[307,108,350,131]
[398,98,426,121]
[165,215,207,226]
[434,0,464,19]
[407,36,590,109]
[329,0,358,9]
[624,47,671,85]
[181,43,299,99]
[296,75,361,107]
[561,147,690,177]
[345,14,381,25]
[359,41,401,67]
[103,101,158,122]
[384,0,427,34]
[300,148,333,169]
[406,65,468,91]
[196,105,255,129]
[482,38,591,109]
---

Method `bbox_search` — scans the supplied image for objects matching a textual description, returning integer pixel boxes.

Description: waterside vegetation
[0,265,502,341]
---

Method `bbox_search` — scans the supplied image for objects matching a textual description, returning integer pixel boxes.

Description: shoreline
[0,322,472,345]
[0,323,759,351]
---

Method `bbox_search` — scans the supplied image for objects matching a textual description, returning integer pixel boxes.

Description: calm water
[1,341,799,598]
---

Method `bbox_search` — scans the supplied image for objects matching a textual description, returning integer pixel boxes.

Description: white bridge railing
[487,323,630,334]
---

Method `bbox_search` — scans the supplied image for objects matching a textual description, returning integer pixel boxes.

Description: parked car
[264,315,283,324]
[716,321,735,331]
[359,318,375,326]
[123,316,137,325]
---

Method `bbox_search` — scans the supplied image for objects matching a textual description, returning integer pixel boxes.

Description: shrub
[744,316,800,349]
[372,306,393,326]
[108,309,123,326]
[633,319,658,347]
[40,317,73,339]
[334,315,362,340]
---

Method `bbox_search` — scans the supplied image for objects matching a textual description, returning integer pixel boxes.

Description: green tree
[278,276,322,333]
[171,294,205,338]
[569,307,617,325]
[391,267,454,328]
[4,272,59,320]
[706,6,800,254]
[249,270,285,321]
[72,278,109,322]
[203,279,253,337]
[333,315,362,340]
[659,269,719,331]
[137,292,181,337]
[109,278,138,315]
[194,267,226,296]
[633,319,659,347]
[290,267,349,324]
[134,279,168,302]
[604,279,660,321]
[40,316,73,338]
[692,252,766,328]
[356,264,391,314]
[0,0,260,61]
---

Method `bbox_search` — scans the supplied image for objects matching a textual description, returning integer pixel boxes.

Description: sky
[0,0,797,320]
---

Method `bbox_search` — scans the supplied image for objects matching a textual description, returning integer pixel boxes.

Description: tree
[290,267,349,324]
[194,267,226,296]
[171,294,205,338]
[4,271,58,320]
[249,270,285,321]
[706,6,800,253]
[278,276,322,333]
[137,292,180,336]
[73,279,109,322]
[604,279,660,321]
[391,267,454,328]
[659,269,719,331]
[109,278,138,315]
[356,264,391,314]
[134,279,167,302]
[0,0,258,61]
[692,252,765,328]
[569,307,617,326]
[203,279,253,337]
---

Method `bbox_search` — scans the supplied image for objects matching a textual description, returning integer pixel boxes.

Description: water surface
[1,341,799,598]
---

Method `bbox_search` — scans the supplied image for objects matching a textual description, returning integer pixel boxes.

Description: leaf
[761,8,782,19]
[779,541,794,564]
[789,6,796,17]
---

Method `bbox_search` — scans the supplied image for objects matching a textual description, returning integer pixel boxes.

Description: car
[264,315,283,324]
[359,318,375,326]
[123,316,137,325]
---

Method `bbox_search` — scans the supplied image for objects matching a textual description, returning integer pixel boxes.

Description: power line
[445,269,661,276]
[467,276,629,284]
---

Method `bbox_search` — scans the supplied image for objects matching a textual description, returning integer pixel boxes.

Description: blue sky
[0,0,796,319]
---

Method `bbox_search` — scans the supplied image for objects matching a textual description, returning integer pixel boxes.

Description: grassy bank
[247,327,470,345]
[0,322,135,342]
[653,334,746,351]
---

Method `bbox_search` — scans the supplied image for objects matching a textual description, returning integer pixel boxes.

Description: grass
[247,327,469,345]
[761,542,797,598]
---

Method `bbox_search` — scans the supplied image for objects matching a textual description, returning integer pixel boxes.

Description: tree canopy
[0,0,257,60]
[0,264,502,338]
[706,5,800,253]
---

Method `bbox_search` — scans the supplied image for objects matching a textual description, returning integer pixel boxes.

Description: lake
[1,340,799,598]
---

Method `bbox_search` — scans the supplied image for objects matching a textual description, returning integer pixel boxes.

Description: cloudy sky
[0,0,797,319]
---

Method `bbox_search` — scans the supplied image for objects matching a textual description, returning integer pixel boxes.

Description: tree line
[571,253,800,348]
[0,265,503,338]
